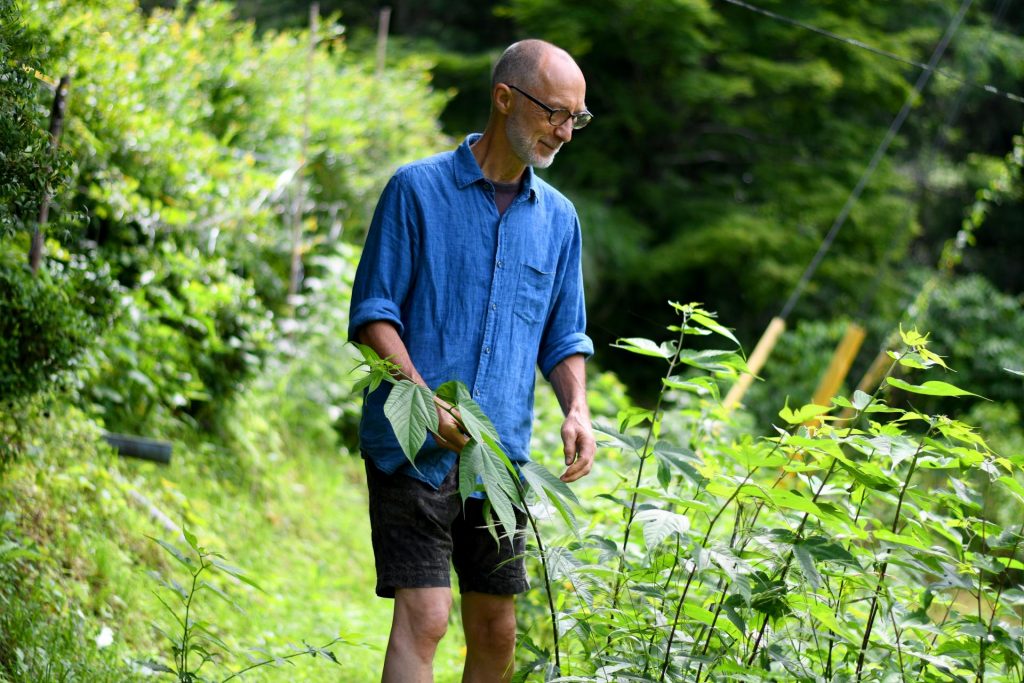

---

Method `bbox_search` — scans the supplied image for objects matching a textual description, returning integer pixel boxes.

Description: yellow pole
[804,322,866,428]
[811,322,867,407]
[723,316,786,412]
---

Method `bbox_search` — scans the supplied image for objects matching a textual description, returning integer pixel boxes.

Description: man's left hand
[559,411,595,482]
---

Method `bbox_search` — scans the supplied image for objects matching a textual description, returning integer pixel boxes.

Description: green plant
[0,246,98,403]
[359,305,1024,681]
[147,529,351,682]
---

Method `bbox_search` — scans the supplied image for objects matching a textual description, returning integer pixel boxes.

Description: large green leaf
[459,440,485,502]
[689,312,740,346]
[778,399,831,425]
[520,460,580,532]
[635,508,690,549]
[886,377,983,398]
[383,380,439,463]
[611,337,676,359]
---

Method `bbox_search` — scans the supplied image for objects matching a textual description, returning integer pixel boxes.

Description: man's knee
[395,588,452,646]
[463,594,517,652]
[474,610,517,652]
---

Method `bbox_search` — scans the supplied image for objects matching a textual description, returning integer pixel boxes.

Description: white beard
[506,114,560,168]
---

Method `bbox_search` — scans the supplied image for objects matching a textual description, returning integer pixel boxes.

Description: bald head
[492,39,582,91]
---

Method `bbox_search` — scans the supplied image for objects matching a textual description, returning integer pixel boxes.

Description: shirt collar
[454,133,537,200]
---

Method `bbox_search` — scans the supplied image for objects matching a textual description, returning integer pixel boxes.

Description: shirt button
[474,389,481,397]
[484,346,491,354]
[497,260,504,268]
[491,303,497,311]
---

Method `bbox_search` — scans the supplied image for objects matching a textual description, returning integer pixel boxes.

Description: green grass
[0,401,471,682]
[0,365,634,682]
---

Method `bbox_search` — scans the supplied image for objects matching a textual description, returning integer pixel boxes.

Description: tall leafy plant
[358,305,1024,681]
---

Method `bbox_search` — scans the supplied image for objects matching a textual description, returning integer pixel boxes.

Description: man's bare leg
[382,587,453,683]
[461,592,516,683]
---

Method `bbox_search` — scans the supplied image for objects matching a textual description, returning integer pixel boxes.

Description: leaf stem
[854,420,933,681]
[612,317,689,610]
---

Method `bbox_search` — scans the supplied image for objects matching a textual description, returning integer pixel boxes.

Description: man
[348,39,596,682]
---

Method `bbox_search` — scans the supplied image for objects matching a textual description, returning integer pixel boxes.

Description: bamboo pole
[29,74,71,274]
[803,321,866,428]
[811,322,867,407]
[375,7,391,78]
[723,316,786,412]
[287,3,318,298]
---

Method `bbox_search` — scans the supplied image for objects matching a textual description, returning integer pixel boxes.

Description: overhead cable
[778,0,975,320]
[718,0,1024,106]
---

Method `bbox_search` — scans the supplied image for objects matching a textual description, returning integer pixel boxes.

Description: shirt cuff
[539,332,595,379]
[348,297,405,341]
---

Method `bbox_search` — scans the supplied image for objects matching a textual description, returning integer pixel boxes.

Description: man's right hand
[433,399,469,453]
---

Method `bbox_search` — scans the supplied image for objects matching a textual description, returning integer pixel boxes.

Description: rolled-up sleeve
[538,214,594,378]
[348,174,416,341]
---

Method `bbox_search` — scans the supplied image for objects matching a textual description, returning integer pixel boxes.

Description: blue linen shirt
[348,134,594,488]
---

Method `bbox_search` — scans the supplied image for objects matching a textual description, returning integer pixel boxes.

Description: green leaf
[898,325,929,348]
[520,460,580,508]
[459,440,485,503]
[199,580,243,613]
[689,312,740,346]
[383,380,439,463]
[149,537,194,570]
[885,377,983,398]
[635,508,690,549]
[611,337,675,359]
[675,348,749,375]
[873,528,929,552]
[592,421,644,450]
[777,399,831,425]
[476,440,521,542]
[792,543,822,589]
[457,396,501,446]
[652,441,704,484]
[799,537,860,568]
[183,527,199,552]
[137,660,176,674]
[208,558,264,592]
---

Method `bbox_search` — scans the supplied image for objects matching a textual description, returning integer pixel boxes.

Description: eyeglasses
[505,84,594,130]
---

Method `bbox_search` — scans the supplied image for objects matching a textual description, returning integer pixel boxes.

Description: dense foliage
[1,0,1022,680]
[376,306,1024,681]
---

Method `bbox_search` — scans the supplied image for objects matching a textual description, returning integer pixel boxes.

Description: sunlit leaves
[777,399,831,425]
[886,377,984,398]
[355,312,1024,680]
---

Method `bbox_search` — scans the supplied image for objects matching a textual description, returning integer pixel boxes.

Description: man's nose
[554,118,574,143]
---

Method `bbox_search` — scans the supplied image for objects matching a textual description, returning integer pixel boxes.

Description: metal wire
[718,0,1024,106]
[777,0,976,320]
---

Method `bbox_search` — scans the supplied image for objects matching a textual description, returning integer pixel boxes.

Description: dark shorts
[363,458,528,599]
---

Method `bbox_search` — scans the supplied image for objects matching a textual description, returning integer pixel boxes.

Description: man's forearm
[357,320,468,452]
[549,354,595,482]
[548,354,590,417]
[357,320,427,388]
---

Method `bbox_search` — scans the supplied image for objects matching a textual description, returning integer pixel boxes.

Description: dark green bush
[0,251,94,402]
[79,241,274,434]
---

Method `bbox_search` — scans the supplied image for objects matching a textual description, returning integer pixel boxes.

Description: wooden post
[723,316,786,412]
[811,322,867,407]
[375,7,391,78]
[803,321,866,428]
[287,3,317,298]
[29,74,71,274]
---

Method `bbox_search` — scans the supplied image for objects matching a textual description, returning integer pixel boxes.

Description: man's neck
[469,130,526,184]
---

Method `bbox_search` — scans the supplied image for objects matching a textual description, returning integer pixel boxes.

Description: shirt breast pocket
[514,263,554,326]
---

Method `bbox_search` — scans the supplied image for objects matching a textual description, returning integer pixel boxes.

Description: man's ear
[493,83,514,115]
